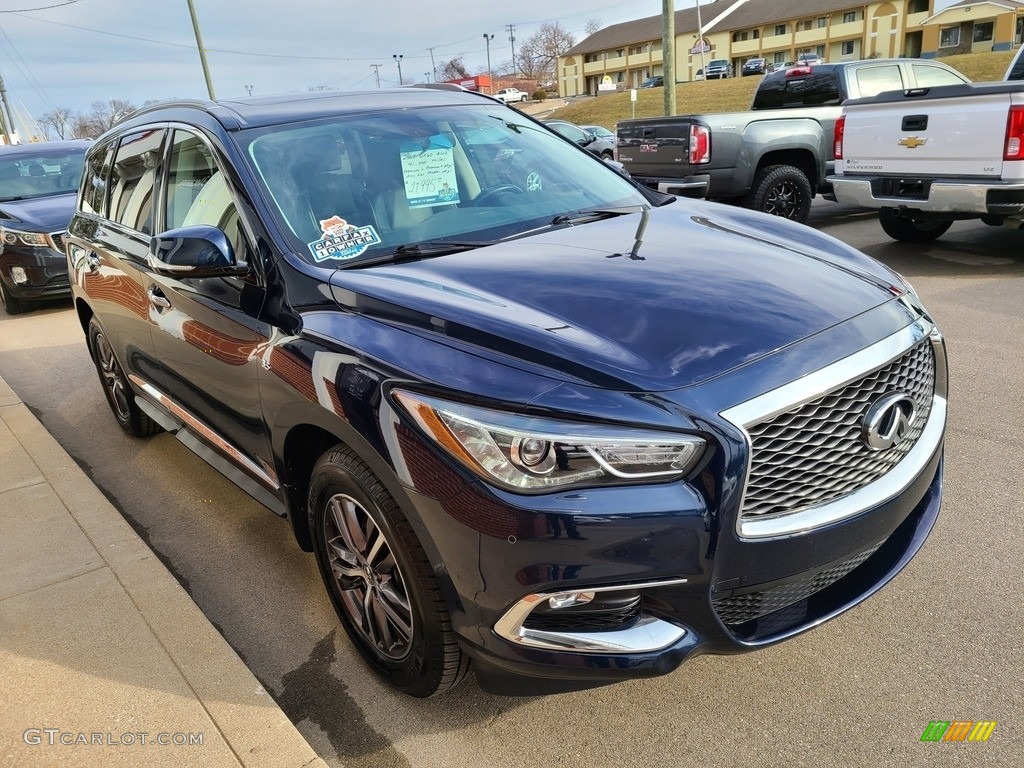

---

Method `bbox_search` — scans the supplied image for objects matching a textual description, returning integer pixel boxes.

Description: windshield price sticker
[400,134,461,209]
[307,216,381,262]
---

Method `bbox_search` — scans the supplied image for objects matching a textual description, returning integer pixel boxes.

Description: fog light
[547,590,595,610]
[10,266,28,285]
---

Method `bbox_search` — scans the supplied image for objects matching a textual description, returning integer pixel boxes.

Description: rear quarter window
[752,71,840,109]
[80,142,115,216]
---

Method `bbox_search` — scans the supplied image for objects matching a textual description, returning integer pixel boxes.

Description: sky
[0,0,965,130]
[0,0,666,125]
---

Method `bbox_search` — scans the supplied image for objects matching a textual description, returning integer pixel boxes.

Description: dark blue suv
[66,88,946,697]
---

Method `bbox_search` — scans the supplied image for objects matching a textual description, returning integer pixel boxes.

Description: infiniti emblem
[862,393,916,451]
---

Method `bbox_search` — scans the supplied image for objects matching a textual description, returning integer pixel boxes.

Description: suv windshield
[239,103,646,266]
[0,149,86,202]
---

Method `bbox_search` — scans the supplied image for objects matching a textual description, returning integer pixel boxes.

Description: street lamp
[482,33,494,93]
[393,54,404,85]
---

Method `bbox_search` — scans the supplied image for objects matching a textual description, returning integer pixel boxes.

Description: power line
[0,25,56,112]
[0,0,82,12]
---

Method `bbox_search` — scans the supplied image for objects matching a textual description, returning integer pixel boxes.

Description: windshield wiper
[549,206,645,227]
[342,240,490,268]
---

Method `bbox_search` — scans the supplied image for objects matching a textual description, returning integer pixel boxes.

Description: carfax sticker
[400,134,461,209]
[307,216,381,262]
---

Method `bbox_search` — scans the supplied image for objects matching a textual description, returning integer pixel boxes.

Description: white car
[494,87,528,104]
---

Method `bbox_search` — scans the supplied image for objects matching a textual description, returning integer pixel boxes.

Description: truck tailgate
[616,120,691,176]
[842,91,1010,177]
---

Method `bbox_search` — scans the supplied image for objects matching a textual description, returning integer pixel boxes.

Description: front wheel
[309,445,468,697]
[878,208,953,243]
[0,279,28,315]
[746,164,813,223]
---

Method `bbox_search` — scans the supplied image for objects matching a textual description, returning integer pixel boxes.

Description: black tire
[87,317,161,437]
[0,279,28,315]
[878,208,952,243]
[309,445,468,697]
[747,164,813,223]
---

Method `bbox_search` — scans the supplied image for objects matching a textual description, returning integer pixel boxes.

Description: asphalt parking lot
[1,198,1021,767]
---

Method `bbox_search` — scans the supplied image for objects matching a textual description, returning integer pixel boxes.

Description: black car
[0,141,87,314]
[639,75,664,88]
[68,89,946,697]
[741,58,767,76]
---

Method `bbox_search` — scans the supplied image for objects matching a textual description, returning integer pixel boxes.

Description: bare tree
[516,23,576,83]
[438,56,470,81]
[86,98,137,135]
[38,107,75,140]
[585,18,602,36]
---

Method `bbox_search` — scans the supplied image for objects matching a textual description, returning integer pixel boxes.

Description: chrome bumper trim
[827,175,1024,214]
[493,578,689,654]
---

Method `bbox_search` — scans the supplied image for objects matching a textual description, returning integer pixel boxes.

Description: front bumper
[828,174,1024,216]
[0,244,72,302]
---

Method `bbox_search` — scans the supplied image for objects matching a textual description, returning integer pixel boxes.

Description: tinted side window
[911,64,966,88]
[166,130,243,254]
[752,72,840,109]
[109,129,166,236]
[81,142,115,216]
[855,66,904,98]
[1008,48,1024,81]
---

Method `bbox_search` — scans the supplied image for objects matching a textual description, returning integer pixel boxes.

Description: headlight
[393,390,706,493]
[1,228,51,247]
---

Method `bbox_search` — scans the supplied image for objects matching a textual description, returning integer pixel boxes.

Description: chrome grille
[741,340,935,520]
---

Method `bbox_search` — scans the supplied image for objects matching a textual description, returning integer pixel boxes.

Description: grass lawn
[551,51,1016,131]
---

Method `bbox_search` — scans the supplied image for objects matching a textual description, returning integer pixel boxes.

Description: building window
[753,29,759,39]
[908,0,928,11]
[974,22,994,43]
[732,31,748,42]
[816,45,826,56]
[818,17,828,28]
[774,24,787,36]
[774,51,787,63]
[843,12,857,23]
[841,40,855,55]
[616,49,624,57]
[940,26,960,47]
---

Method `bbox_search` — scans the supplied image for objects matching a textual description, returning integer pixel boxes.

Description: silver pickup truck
[616,59,968,224]
[829,81,1024,242]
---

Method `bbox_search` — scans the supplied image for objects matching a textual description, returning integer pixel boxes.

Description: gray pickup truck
[615,58,969,223]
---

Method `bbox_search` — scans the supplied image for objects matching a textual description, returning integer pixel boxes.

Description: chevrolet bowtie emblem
[898,136,928,149]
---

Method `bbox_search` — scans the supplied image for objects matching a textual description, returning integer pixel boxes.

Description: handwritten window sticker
[399,134,461,209]
[307,215,381,263]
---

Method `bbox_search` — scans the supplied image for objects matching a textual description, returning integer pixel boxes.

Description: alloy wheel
[323,492,414,660]
[765,181,802,219]
[94,331,130,422]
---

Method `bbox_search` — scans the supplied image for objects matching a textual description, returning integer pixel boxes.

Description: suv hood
[0,192,76,233]
[328,202,903,391]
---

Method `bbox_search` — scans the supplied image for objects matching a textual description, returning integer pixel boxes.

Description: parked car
[0,140,88,315]
[616,58,970,222]
[695,68,704,81]
[639,75,664,88]
[493,87,528,104]
[67,88,946,698]
[741,58,767,76]
[543,119,615,159]
[704,59,733,79]
[580,125,615,141]
[797,53,824,66]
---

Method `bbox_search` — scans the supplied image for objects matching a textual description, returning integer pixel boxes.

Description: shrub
[532,90,547,102]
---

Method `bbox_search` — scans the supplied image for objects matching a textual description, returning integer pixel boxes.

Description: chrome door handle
[86,252,100,271]
[147,287,171,309]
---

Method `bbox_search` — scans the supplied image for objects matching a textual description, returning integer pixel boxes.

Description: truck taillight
[690,123,710,164]
[834,114,846,160]
[1005,105,1024,160]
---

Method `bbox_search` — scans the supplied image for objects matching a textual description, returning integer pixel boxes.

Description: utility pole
[662,0,675,116]
[506,24,516,75]
[370,64,382,88]
[428,47,438,82]
[483,33,494,93]
[0,74,13,145]
[186,0,216,100]
[695,0,707,85]
[392,54,404,85]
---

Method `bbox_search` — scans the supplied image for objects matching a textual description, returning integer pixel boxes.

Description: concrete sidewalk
[0,374,326,768]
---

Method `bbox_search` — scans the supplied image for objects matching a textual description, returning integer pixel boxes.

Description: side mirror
[148,225,247,277]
